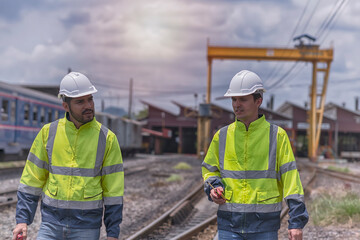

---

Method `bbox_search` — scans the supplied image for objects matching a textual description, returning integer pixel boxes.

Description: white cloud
[0,0,359,113]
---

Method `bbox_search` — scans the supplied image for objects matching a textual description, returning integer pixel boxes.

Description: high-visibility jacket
[202,115,308,233]
[16,115,124,238]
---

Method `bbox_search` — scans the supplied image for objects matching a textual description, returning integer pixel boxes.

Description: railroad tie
[169,200,194,225]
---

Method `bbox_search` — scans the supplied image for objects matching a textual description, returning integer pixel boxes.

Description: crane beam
[207,46,333,62]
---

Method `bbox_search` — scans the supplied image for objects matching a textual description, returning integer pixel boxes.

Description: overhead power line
[94,79,207,96]
[300,0,321,35]
[266,62,300,91]
[265,0,312,86]
[270,77,360,90]
[319,0,349,44]
[314,0,339,38]
[315,0,347,41]
[268,0,348,91]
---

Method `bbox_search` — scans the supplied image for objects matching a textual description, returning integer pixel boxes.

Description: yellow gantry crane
[199,36,333,161]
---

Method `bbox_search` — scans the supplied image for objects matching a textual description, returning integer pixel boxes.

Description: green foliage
[135,108,148,120]
[326,165,350,173]
[310,192,360,226]
[173,162,192,170]
[166,174,183,182]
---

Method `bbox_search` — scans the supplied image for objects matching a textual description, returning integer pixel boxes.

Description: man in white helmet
[13,72,124,240]
[202,70,308,240]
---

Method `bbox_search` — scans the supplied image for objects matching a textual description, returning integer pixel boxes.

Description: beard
[69,107,94,125]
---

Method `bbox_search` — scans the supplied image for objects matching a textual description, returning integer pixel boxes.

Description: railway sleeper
[0,196,14,203]
[169,200,194,225]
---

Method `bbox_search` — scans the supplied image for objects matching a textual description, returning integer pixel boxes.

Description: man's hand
[210,187,226,205]
[12,223,27,240]
[288,228,302,240]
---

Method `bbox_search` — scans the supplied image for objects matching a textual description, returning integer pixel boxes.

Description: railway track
[127,181,218,240]
[297,159,360,184]
[128,169,318,240]
[0,188,18,208]
[129,158,360,240]
[0,164,148,207]
[281,159,360,220]
[0,164,23,208]
[3,156,360,238]
[316,166,360,183]
[0,160,148,209]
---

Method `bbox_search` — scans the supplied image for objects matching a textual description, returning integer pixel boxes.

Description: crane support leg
[308,61,332,161]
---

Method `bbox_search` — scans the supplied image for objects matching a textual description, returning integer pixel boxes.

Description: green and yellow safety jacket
[16,114,124,238]
[202,115,308,233]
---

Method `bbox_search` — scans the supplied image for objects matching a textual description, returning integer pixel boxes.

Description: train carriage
[95,111,143,156]
[0,81,143,160]
[0,81,65,160]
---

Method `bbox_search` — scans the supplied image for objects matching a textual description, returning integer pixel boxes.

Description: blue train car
[0,81,65,160]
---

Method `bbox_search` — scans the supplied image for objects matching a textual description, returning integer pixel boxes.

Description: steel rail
[129,162,321,239]
[127,181,204,240]
[281,159,360,221]
[173,166,319,239]
[316,167,360,183]
[298,160,360,183]
[172,162,319,239]
[170,214,217,240]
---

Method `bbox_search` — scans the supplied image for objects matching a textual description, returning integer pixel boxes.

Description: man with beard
[13,72,124,240]
[202,70,308,240]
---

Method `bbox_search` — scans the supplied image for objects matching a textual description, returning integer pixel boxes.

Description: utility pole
[128,78,133,119]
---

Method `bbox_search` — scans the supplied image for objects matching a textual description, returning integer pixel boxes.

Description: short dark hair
[252,93,262,101]
[62,96,72,105]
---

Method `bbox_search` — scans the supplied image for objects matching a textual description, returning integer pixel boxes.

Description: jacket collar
[235,114,266,131]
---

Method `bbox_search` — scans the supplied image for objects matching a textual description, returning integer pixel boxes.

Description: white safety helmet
[58,72,97,98]
[224,70,266,97]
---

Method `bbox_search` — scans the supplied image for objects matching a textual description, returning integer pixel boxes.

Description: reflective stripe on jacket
[16,115,124,238]
[202,115,306,233]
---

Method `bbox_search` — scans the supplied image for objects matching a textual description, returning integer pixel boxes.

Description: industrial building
[141,100,360,161]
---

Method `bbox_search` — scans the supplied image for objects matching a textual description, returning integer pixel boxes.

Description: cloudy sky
[0,0,358,115]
